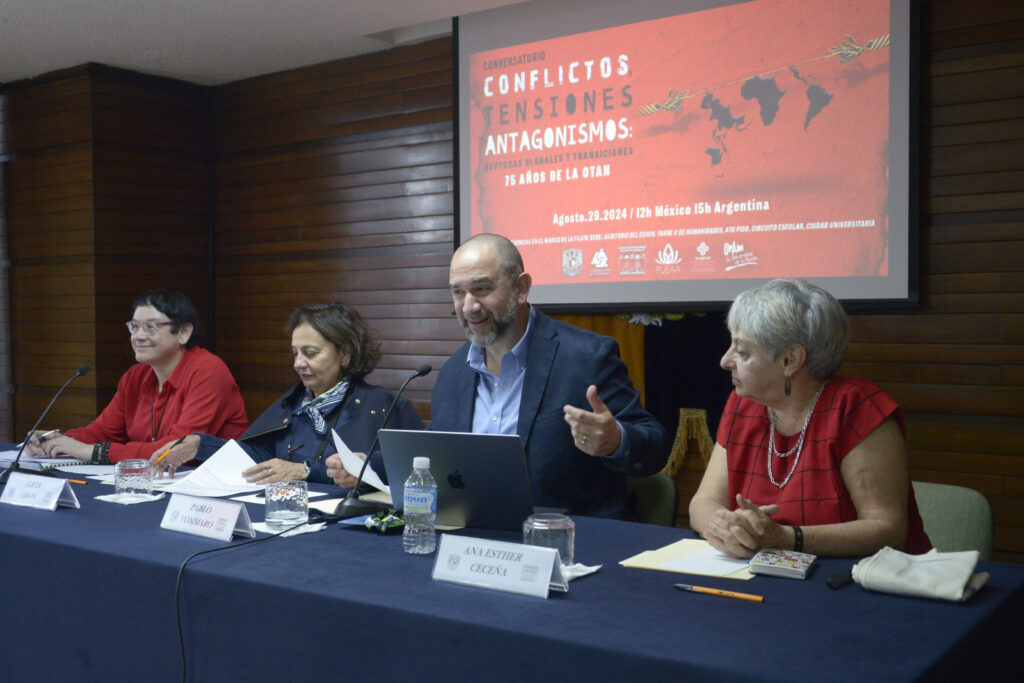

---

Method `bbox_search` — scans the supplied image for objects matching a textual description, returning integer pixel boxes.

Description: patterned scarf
[296,378,351,434]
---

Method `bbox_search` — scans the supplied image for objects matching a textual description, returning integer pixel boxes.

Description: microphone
[1,365,91,485]
[332,364,431,519]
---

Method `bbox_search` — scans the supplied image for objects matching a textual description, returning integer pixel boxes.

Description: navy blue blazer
[430,311,668,518]
[197,380,422,485]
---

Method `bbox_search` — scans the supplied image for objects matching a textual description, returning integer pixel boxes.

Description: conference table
[1,477,1021,682]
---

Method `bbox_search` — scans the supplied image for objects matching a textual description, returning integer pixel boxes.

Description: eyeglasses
[126,320,175,336]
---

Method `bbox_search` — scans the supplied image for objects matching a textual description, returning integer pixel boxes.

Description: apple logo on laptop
[447,469,465,490]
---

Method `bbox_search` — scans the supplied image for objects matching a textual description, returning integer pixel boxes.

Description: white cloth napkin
[852,546,989,602]
[252,522,326,537]
[562,563,602,581]
[95,493,166,505]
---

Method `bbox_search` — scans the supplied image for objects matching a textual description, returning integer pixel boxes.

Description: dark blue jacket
[429,311,667,518]
[197,380,422,485]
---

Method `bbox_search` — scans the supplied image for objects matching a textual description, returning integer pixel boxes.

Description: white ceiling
[0,0,523,86]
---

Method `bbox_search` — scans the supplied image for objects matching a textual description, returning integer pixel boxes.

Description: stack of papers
[161,440,265,497]
[620,539,753,580]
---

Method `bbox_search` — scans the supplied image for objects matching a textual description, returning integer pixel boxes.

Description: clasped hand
[703,494,785,559]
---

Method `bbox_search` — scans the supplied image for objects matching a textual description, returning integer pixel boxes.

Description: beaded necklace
[767,379,827,489]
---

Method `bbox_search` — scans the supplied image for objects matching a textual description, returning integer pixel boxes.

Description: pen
[36,429,61,442]
[153,435,189,466]
[67,479,88,486]
[19,429,60,447]
[674,583,765,603]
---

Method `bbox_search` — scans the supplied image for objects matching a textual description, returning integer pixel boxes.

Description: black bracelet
[90,442,111,465]
[792,525,804,552]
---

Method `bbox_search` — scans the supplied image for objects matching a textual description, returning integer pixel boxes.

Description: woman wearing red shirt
[690,279,930,558]
[29,290,249,464]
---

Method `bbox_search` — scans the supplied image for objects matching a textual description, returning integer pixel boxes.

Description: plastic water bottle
[402,456,437,554]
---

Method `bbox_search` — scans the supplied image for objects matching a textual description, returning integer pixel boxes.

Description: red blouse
[67,346,249,463]
[716,376,931,554]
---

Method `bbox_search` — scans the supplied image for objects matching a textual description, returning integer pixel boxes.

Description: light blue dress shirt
[466,306,629,467]
[468,307,535,435]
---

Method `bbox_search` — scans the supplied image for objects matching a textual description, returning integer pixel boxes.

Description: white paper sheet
[54,464,116,476]
[659,546,750,577]
[331,429,389,494]
[231,490,328,504]
[160,440,264,497]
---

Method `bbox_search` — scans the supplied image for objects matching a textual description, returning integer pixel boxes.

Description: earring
[784,378,791,396]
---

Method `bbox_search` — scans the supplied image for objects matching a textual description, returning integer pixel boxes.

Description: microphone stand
[332,365,430,519]
[1,365,91,485]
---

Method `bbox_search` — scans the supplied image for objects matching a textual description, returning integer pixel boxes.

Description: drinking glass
[265,480,308,529]
[522,513,575,566]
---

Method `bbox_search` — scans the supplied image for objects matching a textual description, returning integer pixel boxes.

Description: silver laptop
[379,429,535,531]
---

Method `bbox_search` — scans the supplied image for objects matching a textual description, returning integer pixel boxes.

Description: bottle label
[404,488,436,514]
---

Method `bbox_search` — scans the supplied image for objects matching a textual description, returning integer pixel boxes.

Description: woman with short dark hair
[154,302,422,486]
[30,289,249,464]
[690,279,931,557]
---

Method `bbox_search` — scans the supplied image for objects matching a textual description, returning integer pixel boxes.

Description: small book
[749,549,817,579]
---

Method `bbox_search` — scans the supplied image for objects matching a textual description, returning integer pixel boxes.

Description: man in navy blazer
[431,234,668,518]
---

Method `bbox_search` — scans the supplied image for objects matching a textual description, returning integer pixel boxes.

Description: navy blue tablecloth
[1,477,1021,682]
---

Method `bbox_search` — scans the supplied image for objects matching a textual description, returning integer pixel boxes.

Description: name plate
[432,534,568,598]
[160,493,255,541]
[0,472,80,511]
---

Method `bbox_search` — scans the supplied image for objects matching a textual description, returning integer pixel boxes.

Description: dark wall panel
[1,66,211,438]
[212,38,460,421]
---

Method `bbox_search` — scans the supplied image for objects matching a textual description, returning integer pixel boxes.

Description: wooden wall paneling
[876,0,1024,562]
[90,66,212,397]
[212,39,460,425]
[3,71,98,440]
[214,39,453,119]
[1,65,213,439]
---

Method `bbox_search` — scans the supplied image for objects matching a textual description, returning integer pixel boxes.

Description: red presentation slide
[467,0,892,286]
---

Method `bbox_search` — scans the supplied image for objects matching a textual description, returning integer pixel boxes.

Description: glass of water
[523,513,575,566]
[265,480,308,529]
[115,459,153,500]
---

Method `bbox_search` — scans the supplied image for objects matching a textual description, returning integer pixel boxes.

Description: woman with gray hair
[690,279,931,557]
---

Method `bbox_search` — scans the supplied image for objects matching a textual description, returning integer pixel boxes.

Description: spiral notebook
[0,451,82,471]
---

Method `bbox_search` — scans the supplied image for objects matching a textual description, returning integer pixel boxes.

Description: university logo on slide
[724,241,758,271]
[589,247,611,277]
[562,248,583,276]
[655,243,683,275]
[617,245,647,276]
[655,243,682,265]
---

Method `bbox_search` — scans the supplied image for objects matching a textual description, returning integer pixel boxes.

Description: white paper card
[432,534,567,598]
[0,472,80,511]
[160,440,263,497]
[331,429,388,494]
[160,492,255,541]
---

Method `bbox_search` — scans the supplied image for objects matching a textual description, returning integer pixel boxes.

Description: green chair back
[626,472,678,527]
[912,481,993,561]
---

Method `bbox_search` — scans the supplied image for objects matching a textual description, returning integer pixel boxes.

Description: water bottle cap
[413,456,430,469]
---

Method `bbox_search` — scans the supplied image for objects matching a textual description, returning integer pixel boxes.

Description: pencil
[67,479,88,485]
[674,583,764,603]
[153,435,188,465]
